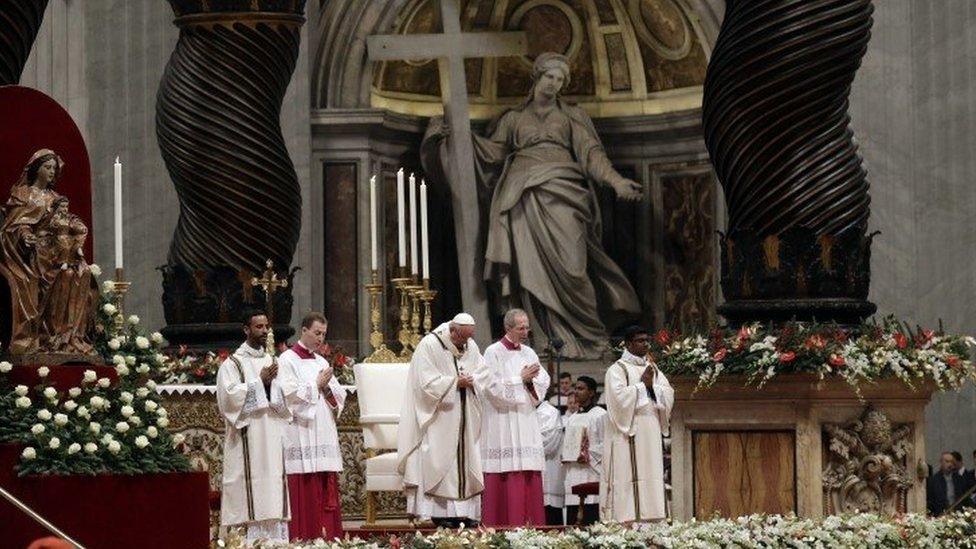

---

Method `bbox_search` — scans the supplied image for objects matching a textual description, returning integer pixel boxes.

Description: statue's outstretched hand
[612,178,643,201]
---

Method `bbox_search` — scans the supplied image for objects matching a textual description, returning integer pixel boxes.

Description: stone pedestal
[670,374,933,520]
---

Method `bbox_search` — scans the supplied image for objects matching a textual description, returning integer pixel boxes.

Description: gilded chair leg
[366,491,377,525]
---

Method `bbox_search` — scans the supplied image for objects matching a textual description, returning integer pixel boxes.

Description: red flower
[917,330,935,345]
[829,354,845,368]
[217,349,230,361]
[194,367,206,378]
[947,355,960,369]
[893,333,908,350]
[333,353,348,367]
[178,344,188,357]
[318,342,333,357]
[654,329,671,346]
[736,326,752,341]
[712,348,727,362]
[779,351,796,363]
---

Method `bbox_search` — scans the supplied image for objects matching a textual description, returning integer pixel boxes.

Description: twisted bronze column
[157,0,306,347]
[703,0,876,324]
[0,0,49,85]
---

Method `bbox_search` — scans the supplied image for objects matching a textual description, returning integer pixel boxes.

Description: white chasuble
[477,339,551,472]
[278,342,346,474]
[397,323,486,519]
[536,401,565,507]
[561,405,607,505]
[600,350,674,522]
[217,343,291,531]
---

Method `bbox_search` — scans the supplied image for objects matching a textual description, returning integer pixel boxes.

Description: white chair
[353,361,411,524]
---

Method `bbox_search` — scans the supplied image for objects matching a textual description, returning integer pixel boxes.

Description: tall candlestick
[114,157,123,270]
[420,179,429,280]
[397,168,406,268]
[409,172,418,276]
[370,175,377,271]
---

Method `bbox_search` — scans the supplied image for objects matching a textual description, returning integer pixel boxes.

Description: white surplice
[536,401,565,508]
[277,342,346,474]
[216,342,291,539]
[600,350,674,522]
[561,405,606,505]
[476,338,551,473]
[397,322,485,520]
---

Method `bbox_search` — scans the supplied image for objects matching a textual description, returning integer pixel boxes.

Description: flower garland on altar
[154,342,356,386]
[649,317,976,392]
[221,511,976,548]
[0,267,190,476]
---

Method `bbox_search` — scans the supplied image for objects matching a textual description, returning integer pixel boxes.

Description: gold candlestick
[391,274,413,359]
[111,267,131,335]
[418,279,438,335]
[407,278,424,348]
[365,270,397,363]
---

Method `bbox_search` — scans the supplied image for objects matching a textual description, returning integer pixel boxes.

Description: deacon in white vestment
[476,308,551,526]
[278,312,346,541]
[601,326,674,523]
[537,400,565,525]
[216,312,291,542]
[397,313,486,526]
[561,376,606,525]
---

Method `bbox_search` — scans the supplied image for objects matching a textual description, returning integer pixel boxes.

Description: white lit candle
[114,157,123,270]
[420,179,429,280]
[409,172,418,276]
[397,168,406,268]
[370,175,377,271]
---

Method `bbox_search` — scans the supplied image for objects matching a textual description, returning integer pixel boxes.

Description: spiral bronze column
[157,0,306,348]
[703,0,878,325]
[0,0,49,85]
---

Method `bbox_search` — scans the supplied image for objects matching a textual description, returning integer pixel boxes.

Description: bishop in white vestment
[601,327,674,523]
[278,313,346,541]
[561,376,606,525]
[477,308,551,526]
[216,313,291,542]
[397,314,485,526]
[537,400,565,525]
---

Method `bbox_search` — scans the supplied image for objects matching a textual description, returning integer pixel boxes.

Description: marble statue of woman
[422,52,642,360]
[0,149,98,356]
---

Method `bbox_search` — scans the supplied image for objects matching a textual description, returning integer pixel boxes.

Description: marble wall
[18,0,315,333]
[850,0,976,466]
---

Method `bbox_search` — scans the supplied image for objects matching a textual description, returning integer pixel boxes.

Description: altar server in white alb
[561,376,606,525]
[216,310,291,542]
[477,308,551,526]
[397,313,486,527]
[278,312,346,541]
[536,399,565,525]
[601,325,674,523]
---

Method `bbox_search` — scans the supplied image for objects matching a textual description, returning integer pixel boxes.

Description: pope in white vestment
[216,320,291,542]
[397,314,485,525]
[601,328,674,523]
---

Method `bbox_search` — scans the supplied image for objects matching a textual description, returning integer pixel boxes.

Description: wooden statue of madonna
[422,52,642,360]
[0,149,99,358]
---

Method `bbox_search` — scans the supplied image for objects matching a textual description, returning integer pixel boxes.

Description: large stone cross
[367,0,527,335]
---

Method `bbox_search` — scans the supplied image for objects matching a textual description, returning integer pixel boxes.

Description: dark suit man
[928,452,968,515]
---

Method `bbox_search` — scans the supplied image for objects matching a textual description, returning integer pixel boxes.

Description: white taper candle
[397,168,406,268]
[370,175,378,271]
[421,179,429,280]
[114,157,123,270]
[409,172,418,276]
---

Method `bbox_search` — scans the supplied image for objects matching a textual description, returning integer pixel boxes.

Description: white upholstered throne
[353,361,410,523]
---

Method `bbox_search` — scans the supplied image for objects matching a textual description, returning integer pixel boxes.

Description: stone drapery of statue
[0,149,99,356]
[422,52,642,359]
